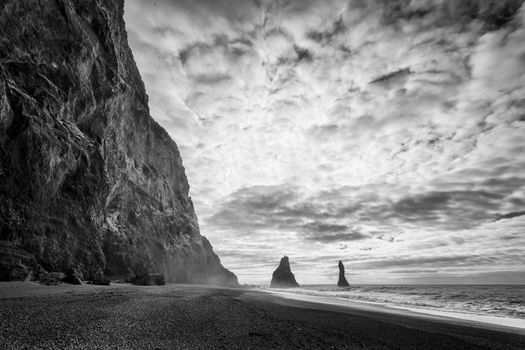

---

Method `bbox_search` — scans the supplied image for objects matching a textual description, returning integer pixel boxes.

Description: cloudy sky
[124,0,525,284]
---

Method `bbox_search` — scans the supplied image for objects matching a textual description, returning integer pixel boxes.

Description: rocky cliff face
[0,0,237,286]
[271,256,299,288]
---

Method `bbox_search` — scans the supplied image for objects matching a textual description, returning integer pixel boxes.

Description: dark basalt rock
[271,256,299,288]
[9,265,30,281]
[24,271,34,282]
[0,241,37,281]
[64,267,83,285]
[0,0,237,287]
[92,279,110,286]
[35,265,49,281]
[124,269,136,283]
[337,260,350,287]
[90,268,110,286]
[133,273,165,286]
[67,275,83,285]
[40,272,67,285]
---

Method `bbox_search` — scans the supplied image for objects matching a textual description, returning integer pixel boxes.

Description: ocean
[265,284,525,321]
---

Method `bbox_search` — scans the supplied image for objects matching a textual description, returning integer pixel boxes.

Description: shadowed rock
[40,272,67,285]
[67,275,82,285]
[0,241,37,281]
[133,273,165,286]
[0,0,237,287]
[271,256,299,288]
[337,260,350,287]
[90,269,110,286]
[64,267,83,285]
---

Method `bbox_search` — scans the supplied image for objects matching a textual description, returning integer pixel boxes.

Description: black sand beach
[1,283,524,349]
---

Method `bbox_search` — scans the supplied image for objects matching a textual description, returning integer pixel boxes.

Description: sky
[124,0,525,285]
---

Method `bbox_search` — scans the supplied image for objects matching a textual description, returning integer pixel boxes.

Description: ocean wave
[265,285,525,319]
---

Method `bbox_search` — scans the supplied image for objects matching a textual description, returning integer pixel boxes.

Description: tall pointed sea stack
[337,260,350,287]
[0,0,237,286]
[271,256,299,288]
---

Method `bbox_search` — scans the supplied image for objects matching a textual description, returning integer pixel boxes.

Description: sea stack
[337,260,350,287]
[271,256,299,288]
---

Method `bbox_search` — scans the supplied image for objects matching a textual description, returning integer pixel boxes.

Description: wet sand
[1,282,524,349]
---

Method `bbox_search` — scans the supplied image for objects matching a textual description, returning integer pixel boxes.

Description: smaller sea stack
[337,260,350,287]
[271,256,300,288]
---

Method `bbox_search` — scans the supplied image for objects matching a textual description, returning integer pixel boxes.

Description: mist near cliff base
[124,0,525,284]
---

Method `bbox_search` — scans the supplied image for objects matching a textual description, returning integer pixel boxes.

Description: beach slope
[0,283,524,349]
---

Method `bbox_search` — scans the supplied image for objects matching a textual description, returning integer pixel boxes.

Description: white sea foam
[260,284,525,331]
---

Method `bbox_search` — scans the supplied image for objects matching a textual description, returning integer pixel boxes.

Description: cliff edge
[0,0,237,286]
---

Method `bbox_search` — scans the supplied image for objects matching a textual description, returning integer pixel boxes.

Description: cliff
[271,256,299,288]
[0,0,237,286]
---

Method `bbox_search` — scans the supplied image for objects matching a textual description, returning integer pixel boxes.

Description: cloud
[494,210,525,221]
[124,0,525,283]
[207,179,523,240]
[301,222,368,242]
[388,190,505,230]
[354,255,475,269]
[369,68,412,87]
